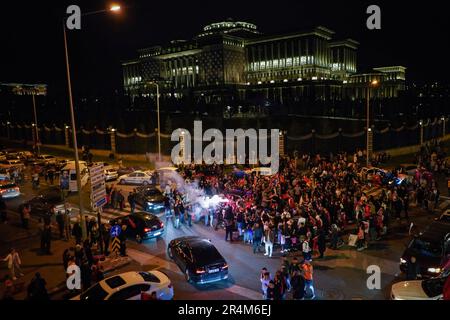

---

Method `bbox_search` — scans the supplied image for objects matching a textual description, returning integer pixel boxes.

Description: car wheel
[185,269,191,282]
[119,179,125,184]
[142,181,148,185]
[167,247,173,259]
[136,234,142,244]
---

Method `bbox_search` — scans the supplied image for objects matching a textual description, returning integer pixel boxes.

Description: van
[60,161,89,192]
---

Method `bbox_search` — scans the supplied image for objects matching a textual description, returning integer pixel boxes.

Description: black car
[19,186,66,219]
[168,236,228,284]
[400,219,450,278]
[110,212,164,243]
[134,186,166,214]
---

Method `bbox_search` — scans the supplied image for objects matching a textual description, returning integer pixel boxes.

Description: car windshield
[421,275,447,297]
[410,238,442,258]
[80,283,109,300]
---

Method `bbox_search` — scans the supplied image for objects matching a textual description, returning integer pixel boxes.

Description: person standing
[291,270,306,300]
[405,256,421,280]
[2,248,24,280]
[260,268,271,299]
[317,229,326,259]
[263,224,274,258]
[302,234,312,261]
[252,223,263,254]
[119,224,127,256]
[100,223,110,256]
[72,220,83,245]
[42,224,52,255]
[21,204,31,229]
[128,190,136,214]
[0,197,7,224]
[56,210,65,239]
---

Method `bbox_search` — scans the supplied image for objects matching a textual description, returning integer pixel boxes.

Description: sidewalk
[0,211,131,300]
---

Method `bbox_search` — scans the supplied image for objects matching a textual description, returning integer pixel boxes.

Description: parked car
[72,270,173,300]
[117,166,146,176]
[134,186,166,214]
[168,236,228,284]
[33,154,58,166]
[19,186,68,218]
[400,219,450,278]
[110,212,164,243]
[0,168,10,181]
[105,168,119,181]
[391,269,449,300]
[0,159,24,170]
[118,170,154,185]
[0,181,20,199]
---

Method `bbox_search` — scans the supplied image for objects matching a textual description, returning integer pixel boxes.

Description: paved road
[2,163,447,300]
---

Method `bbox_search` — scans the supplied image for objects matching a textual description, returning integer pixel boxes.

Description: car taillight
[15,187,19,192]
[160,222,164,228]
[196,268,206,274]
[144,228,151,232]
[222,264,228,270]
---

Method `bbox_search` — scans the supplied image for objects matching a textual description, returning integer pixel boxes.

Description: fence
[0,118,447,155]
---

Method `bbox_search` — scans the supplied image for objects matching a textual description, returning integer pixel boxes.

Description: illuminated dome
[197,18,260,38]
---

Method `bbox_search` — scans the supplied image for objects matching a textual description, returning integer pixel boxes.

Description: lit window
[283,79,288,82]
[270,80,275,83]
[312,76,318,80]
[286,58,292,67]
[257,81,262,85]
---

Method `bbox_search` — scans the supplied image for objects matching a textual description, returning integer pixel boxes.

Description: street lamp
[366,79,379,166]
[441,116,446,137]
[147,82,161,161]
[63,4,121,239]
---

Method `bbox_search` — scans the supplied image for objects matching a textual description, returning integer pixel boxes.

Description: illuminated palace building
[122,20,406,106]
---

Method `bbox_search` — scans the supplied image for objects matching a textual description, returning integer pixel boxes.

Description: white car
[72,270,173,300]
[105,168,119,181]
[390,271,448,300]
[36,154,58,166]
[0,181,20,199]
[119,170,154,185]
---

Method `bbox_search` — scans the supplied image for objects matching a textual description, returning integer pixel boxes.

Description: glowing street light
[110,4,121,12]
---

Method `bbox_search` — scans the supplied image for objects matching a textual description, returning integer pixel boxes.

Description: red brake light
[160,222,164,227]
[196,268,206,274]
[144,228,151,232]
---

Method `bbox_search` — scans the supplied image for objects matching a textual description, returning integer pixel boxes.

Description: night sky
[1,0,449,98]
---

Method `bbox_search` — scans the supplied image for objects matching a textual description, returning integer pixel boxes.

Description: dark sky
[1,0,449,98]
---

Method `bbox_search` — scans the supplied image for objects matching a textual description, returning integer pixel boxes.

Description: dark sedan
[168,236,228,284]
[110,212,164,243]
[134,186,166,214]
[19,186,67,219]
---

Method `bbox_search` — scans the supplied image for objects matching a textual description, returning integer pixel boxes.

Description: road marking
[127,248,180,273]
[224,285,262,300]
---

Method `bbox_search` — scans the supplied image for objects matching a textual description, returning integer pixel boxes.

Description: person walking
[2,248,24,280]
[117,190,125,211]
[263,224,274,258]
[21,204,31,229]
[317,229,326,259]
[41,224,52,255]
[302,260,315,299]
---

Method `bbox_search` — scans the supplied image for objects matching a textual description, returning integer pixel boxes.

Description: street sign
[110,225,122,238]
[111,237,121,253]
[90,163,106,210]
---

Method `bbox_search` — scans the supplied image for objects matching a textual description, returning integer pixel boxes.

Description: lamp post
[147,82,161,161]
[419,120,424,146]
[31,93,40,156]
[63,4,121,239]
[441,116,446,137]
[366,79,379,166]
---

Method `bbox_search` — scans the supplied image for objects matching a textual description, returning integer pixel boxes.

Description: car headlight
[427,267,441,273]
[400,258,407,264]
